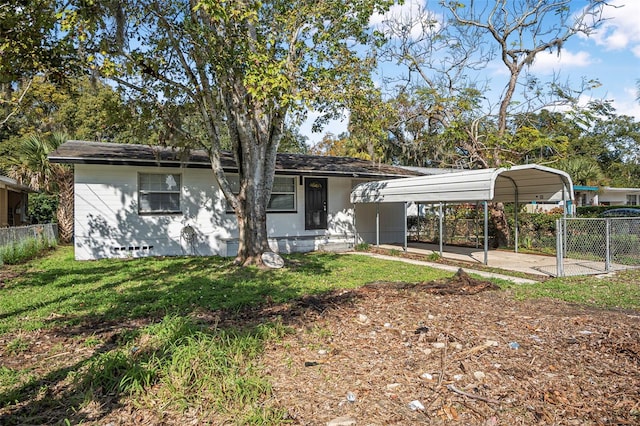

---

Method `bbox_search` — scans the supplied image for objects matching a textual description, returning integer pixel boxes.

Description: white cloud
[369,0,442,41]
[569,86,640,121]
[529,50,594,74]
[588,0,640,57]
[369,0,423,26]
[613,86,640,119]
[613,99,640,120]
[533,85,640,120]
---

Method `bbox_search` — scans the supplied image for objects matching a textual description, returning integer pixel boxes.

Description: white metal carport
[350,164,574,265]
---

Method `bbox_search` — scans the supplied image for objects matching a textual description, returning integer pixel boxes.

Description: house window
[138,173,182,214]
[626,195,637,206]
[226,175,296,212]
[268,176,296,211]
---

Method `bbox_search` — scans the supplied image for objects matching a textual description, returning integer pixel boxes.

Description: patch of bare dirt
[1,271,638,425]
[0,268,20,289]
[365,268,501,295]
[262,272,640,425]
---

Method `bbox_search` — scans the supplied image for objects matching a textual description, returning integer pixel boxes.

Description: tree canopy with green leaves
[0,0,83,127]
[76,0,393,265]
[0,76,153,174]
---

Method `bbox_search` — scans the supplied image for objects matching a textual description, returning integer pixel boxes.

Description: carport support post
[562,185,568,258]
[556,218,564,277]
[417,202,421,241]
[514,191,519,253]
[439,202,443,257]
[352,203,357,247]
[403,202,408,252]
[475,202,480,249]
[483,201,489,265]
[376,203,380,247]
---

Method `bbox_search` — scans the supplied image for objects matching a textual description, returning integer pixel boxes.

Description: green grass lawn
[0,246,454,334]
[0,246,454,424]
[0,246,638,424]
[503,269,640,311]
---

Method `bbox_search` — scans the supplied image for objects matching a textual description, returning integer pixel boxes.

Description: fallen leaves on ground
[1,270,638,425]
[262,271,640,425]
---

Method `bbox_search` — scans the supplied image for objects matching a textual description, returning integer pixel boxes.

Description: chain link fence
[409,218,483,246]
[555,217,640,277]
[0,224,58,249]
[408,212,640,277]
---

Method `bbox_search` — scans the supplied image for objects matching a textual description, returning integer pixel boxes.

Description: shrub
[576,205,640,217]
[355,242,370,251]
[427,251,441,261]
[28,193,58,224]
[611,234,640,256]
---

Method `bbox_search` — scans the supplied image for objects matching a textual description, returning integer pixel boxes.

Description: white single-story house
[49,141,574,263]
[48,140,419,260]
[0,175,32,227]
[574,185,640,207]
[523,183,640,214]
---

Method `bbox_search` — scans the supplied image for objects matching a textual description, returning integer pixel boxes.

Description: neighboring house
[573,185,640,207]
[524,184,640,214]
[573,185,600,207]
[0,175,32,227]
[48,141,418,260]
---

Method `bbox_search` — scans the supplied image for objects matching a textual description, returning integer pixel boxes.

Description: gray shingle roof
[49,140,422,179]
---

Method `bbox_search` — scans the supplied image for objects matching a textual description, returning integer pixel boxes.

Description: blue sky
[301,0,640,147]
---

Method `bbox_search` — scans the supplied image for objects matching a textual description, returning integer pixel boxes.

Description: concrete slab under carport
[353,246,539,284]
[377,242,635,278]
[378,242,556,277]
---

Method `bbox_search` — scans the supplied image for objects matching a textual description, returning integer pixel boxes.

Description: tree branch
[447,385,500,404]
[0,78,33,127]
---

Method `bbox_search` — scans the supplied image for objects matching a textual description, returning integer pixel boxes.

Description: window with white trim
[138,173,182,214]
[226,175,296,212]
[626,194,637,206]
[268,176,296,210]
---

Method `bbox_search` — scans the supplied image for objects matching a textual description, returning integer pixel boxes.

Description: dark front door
[305,178,328,230]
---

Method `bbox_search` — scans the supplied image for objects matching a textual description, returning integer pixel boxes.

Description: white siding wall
[599,191,630,205]
[74,164,234,260]
[73,165,360,260]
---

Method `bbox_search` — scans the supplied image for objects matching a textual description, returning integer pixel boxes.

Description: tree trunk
[222,108,280,266]
[497,69,518,137]
[489,202,510,248]
[232,142,270,265]
[204,44,284,266]
[55,168,74,244]
[234,197,270,266]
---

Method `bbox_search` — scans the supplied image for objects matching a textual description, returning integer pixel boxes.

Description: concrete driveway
[379,242,637,277]
[379,242,559,277]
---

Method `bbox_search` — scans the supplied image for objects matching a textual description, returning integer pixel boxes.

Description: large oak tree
[79,0,393,265]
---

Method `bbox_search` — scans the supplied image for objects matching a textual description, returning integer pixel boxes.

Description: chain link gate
[556,217,640,277]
